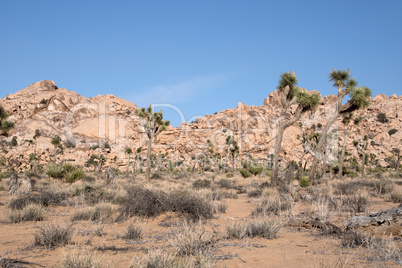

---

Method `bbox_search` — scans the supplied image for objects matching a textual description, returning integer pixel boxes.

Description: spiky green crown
[350,87,372,109]
[329,69,350,87]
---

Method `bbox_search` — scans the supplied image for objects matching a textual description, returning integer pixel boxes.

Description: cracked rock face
[0,80,401,171]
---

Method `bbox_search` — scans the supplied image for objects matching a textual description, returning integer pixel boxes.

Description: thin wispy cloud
[131,75,225,107]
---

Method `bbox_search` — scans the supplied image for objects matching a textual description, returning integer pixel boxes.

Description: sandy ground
[0,173,401,267]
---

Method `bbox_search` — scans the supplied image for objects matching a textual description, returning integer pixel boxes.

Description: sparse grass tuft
[226,218,282,239]
[124,222,143,241]
[34,223,74,249]
[170,221,216,256]
[9,204,45,223]
[61,251,103,268]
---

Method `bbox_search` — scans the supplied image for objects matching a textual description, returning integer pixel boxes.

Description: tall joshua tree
[272,71,321,186]
[136,106,170,180]
[309,69,371,182]
[0,105,15,136]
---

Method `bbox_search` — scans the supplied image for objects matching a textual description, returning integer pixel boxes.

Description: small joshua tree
[126,148,133,173]
[0,105,14,136]
[226,136,239,172]
[135,106,170,181]
[51,135,62,163]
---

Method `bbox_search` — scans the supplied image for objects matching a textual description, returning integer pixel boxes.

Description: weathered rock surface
[345,204,402,229]
[0,80,401,171]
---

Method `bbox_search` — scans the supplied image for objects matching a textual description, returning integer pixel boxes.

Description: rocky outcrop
[0,81,401,171]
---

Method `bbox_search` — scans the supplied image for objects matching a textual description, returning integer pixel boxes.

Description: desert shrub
[71,208,93,221]
[62,163,76,173]
[133,251,185,268]
[226,218,282,239]
[389,190,402,203]
[388,129,398,136]
[249,165,263,176]
[247,218,283,239]
[91,203,114,221]
[124,222,143,241]
[265,169,272,177]
[239,168,252,178]
[247,188,262,197]
[252,196,292,216]
[61,251,103,268]
[341,230,370,248]
[341,194,370,214]
[20,204,45,222]
[34,223,74,249]
[369,178,394,195]
[216,178,233,189]
[82,175,96,183]
[64,167,85,183]
[334,181,362,195]
[212,201,228,214]
[171,221,216,256]
[73,184,116,205]
[11,136,17,146]
[226,221,248,239]
[226,173,234,178]
[9,190,69,210]
[299,176,310,187]
[377,113,389,123]
[192,179,211,189]
[117,186,168,220]
[46,163,65,179]
[169,190,214,221]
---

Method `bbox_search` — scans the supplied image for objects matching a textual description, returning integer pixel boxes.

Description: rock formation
[0,80,401,172]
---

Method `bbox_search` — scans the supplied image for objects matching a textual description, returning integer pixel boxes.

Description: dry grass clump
[61,251,103,268]
[8,188,70,210]
[169,190,214,221]
[71,203,114,222]
[226,218,282,239]
[252,193,292,216]
[389,189,402,203]
[341,193,370,214]
[34,223,74,249]
[123,221,143,241]
[212,201,228,214]
[9,203,45,223]
[118,186,214,222]
[117,185,169,220]
[170,221,217,257]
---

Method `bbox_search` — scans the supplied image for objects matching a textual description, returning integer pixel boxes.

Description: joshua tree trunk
[53,146,58,163]
[309,113,338,182]
[272,124,284,187]
[338,127,349,178]
[126,154,131,174]
[145,132,153,180]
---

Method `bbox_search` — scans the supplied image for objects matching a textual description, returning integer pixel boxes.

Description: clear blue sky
[1,0,401,126]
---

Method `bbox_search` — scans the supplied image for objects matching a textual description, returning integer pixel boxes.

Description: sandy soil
[0,173,401,267]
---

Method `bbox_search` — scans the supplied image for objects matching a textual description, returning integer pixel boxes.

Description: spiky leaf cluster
[135,105,170,136]
[278,72,298,99]
[342,112,354,125]
[295,89,321,111]
[329,69,350,87]
[350,87,372,109]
